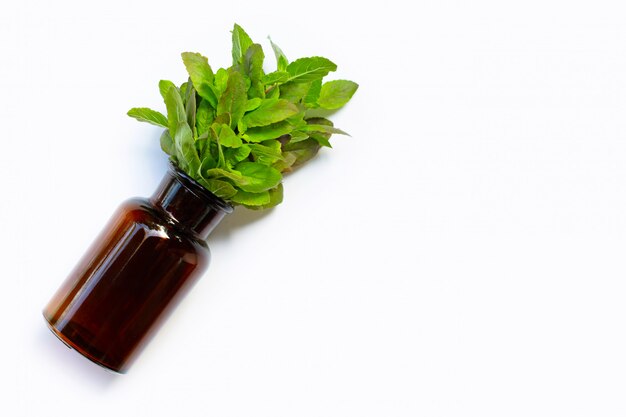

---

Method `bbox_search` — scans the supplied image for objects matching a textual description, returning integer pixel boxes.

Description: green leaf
[245,97,263,112]
[225,144,251,167]
[242,98,299,128]
[265,183,284,208]
[217,71,247,130]
[164,86,187,136]
[286,111,307,130]
[304,79,322,107]
[290,145,321,167]
[232,23,253,66]
[214,123,242,148]
[199,150,217,173]
[243,120,294,142]
[286,56,337,84]
[237,117,248,134]
[185,79,197,137]
[174,122,200,174]
[235,161,282,192]
[301,123,349,136]
[269,38,288,71]
[181,52,214,84]
[262,71,290,85]
[317,80,359,110]
[159,80,177,100]
[231,190,270,207]
[308,132,331,148]
[273,151,298,172]
[197,178,237,199]
[302,117,338,147]
[181,52,217,108]
[279,82,311,103]
[276,139,321,172]
[214,68,229,97]
[243,43,265,99]
[266,85,280,99]
[249,140,283,165]
[249,183,284,210]
[196,99,214,137]
[127,107,168,128]
[160,130,174,155]
[180,82,188,101]
[205,167,244,183]
[289,130,309,143]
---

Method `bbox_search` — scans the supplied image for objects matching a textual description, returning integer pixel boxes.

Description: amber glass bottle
[43,164,232,373]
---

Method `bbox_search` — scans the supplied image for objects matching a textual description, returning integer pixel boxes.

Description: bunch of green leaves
[128,24,357,209]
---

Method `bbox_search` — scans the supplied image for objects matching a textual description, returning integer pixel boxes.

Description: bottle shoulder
[115,197,210,253]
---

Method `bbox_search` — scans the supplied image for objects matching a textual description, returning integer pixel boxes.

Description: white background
[1,0,626,415]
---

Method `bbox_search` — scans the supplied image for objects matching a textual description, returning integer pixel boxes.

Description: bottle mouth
[169,162,234,214]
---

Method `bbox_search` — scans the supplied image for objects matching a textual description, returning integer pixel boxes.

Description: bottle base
[43,314,124,374]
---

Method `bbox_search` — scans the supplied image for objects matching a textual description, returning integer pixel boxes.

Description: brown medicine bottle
[43,164,232,373]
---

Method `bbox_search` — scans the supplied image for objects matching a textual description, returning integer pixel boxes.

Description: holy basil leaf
[230,190,270,207]
[284,138,321,167]
[286,111,307,131]
[217,71,247,130]
[243,43,265,99]
[181,52,214,84]
[265,183,284,208]
[164,86,187,136]
[249,183,284,210]
[309,132,331,147]
[197,178,237,199]
[279,82,311,103]
[214,123,242,148]
[196,99,214,137]
[181,52,217,108]
[179,82,188,104]
[214,68,229,97]
[269,38,288,72]
[232,23,253,66]
[242,98,299,128]
[213,112,230,127]
[174,122,200,174]
[262,71,290,85]
[205,167,244,183]
[288,130,309,143]
[235,161,282,192]
[249,140,283,165]
[289,147,320,169]
[266,85,280,99]
[274,150,319,172]
[273,152,298,172]
[237,118,248,135]
[245,97,263,112]
[243,120,294,142]
[160,130,174,155]
[224,144,251,168]
[317,80,359,110]
[303,79,322,108]
[283,137,320,152]
[301,123,349,136]
[185,80,197,137]
[159,80,177,100]
[302,117,337,147]
[199,151,217,174]
[286,56,337,84]
[127,108,168,128]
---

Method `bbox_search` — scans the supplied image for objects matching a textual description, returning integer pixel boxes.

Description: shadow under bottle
[43,164,232,373]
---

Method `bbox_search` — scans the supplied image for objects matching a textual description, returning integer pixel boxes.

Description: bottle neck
[151,164,233,239]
